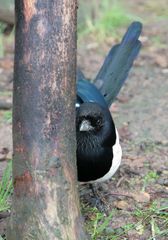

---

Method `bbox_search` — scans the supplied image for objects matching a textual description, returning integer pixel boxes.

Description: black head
[76,102,116,146]
[76,102,103,133]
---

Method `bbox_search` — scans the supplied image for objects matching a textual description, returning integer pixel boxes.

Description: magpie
[76,22,142,183]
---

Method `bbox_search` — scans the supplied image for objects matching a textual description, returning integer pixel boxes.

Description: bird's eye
[97,119,102,125]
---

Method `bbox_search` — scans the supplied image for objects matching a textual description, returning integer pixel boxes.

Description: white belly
[93,128,122,183]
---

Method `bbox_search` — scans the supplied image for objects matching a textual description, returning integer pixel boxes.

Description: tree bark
[7,0,87,239]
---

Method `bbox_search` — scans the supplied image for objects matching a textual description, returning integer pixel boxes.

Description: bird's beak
[79,120,92,132]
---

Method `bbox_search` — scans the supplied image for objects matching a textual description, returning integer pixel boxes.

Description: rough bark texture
[7,0,87,239]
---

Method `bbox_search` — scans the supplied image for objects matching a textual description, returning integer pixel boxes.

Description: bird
[76,22,142,183]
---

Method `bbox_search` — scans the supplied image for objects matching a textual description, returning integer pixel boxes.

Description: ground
[0,0,168,239]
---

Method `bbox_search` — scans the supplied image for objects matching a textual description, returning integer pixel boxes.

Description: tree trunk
[7,0,87,239]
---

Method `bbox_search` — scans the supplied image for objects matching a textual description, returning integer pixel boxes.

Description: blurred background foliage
[77,0,140,40]
[0,0,167,52]
[0,0,141,57]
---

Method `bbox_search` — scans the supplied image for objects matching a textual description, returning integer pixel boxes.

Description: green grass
[0,91,12,97]
[78,0,140,40]
[0,162,167,239]
[142,170,159,191]
[134,202,168,239]
[2,111,12,124]
[0,161,12,212]
[0,22,7,58]
[82,205,115,240]
[83,200,168,239]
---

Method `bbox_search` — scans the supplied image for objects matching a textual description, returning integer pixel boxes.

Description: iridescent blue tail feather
[77,22,142,107]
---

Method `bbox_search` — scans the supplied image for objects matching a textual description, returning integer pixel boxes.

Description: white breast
[93,128,122,183]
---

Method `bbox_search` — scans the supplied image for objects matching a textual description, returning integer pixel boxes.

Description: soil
[0,0,167,239]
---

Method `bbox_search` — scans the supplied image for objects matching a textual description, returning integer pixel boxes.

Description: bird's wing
[95,21,142,106]
[77,67,85,81]
[76,78,107,108]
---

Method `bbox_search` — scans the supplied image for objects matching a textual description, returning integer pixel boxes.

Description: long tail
[95,21,142,106]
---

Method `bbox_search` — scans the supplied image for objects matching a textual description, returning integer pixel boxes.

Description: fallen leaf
[115,200,129,210]
[124,156,145,168]
[132,192,150,203]
[0,58,14,70]
[154,54,167,68]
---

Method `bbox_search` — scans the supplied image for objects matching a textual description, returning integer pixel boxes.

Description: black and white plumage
[76,102,122,182]
[76,22,142,183]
